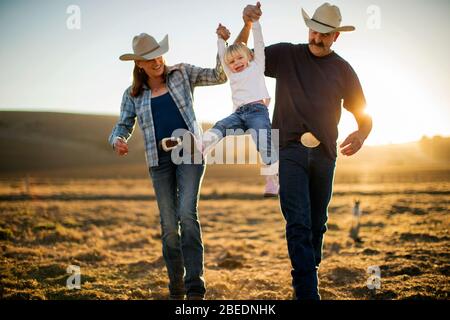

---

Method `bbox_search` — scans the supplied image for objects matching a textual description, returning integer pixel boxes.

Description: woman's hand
[114,137,129,156]
[216,23,231,41]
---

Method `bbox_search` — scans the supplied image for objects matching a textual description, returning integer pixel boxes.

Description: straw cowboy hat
[119,33,169,61]
[302,3,355,33]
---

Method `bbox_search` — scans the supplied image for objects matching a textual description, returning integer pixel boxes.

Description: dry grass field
[0,112,449,300]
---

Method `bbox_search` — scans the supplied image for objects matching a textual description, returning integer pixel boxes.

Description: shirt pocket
[135,97,152,130]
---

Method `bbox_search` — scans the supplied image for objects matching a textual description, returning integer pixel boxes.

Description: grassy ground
[0,170,449,300]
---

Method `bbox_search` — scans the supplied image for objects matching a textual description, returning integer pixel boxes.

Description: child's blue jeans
[208,102,278,165]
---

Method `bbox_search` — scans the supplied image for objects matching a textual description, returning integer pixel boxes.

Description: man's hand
[216,23,231,41]
[243,2,262,24]
[339,131,366,156]
[114,137,129,156]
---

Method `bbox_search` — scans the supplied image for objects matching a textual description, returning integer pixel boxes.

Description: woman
[108,32,227,300]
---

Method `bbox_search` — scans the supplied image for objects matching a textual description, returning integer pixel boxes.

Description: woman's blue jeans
[149,151,206,298]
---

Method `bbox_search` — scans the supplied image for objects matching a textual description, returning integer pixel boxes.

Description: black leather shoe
[169,294,185,300]
[187,295,204,300]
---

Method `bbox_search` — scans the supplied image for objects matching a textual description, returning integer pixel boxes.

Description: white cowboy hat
[119,33,169,61]
[302,3,355,33]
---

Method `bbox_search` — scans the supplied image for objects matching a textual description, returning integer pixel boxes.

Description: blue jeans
[149,151,206,298]
[211,103,277,164]
[278,142,336,300]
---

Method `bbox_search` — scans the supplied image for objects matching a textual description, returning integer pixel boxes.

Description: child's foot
[263,174,279,198]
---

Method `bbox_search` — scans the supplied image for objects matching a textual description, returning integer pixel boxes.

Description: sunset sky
[0,0,449,145]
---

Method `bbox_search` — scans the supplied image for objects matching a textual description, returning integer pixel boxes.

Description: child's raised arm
[216,23,231,73]
[216,23,230,42]
[251,20,265,70]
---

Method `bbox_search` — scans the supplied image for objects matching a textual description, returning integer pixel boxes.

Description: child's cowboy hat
[301,3,355,33]
[119,33,169,61]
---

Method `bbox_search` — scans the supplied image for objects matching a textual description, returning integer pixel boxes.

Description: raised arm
[217,38,226,63]
[181,24,229,87]
[184,53,227,88]
[235,22,252,45]
[251,20,265,68]
[235,2,262,45]
[216,23,232,74]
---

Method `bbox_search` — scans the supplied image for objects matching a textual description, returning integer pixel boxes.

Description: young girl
[201,18,279,197]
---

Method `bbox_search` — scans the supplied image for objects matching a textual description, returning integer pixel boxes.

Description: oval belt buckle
[161,137,182,152]
[300,132,320,148]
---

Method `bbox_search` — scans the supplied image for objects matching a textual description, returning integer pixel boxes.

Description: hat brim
[119,34,169,61]
[301,8,355,33]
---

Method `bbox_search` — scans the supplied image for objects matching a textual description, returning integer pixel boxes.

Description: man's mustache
[309,41,325,47]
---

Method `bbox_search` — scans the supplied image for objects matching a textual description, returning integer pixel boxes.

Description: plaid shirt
[109,56,227,167]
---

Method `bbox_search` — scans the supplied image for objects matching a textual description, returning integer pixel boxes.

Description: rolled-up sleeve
[184,54,227,88]
[108,87,137,147]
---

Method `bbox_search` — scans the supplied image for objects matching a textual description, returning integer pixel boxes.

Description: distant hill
[0,111,147,178]
[0,111,448,180]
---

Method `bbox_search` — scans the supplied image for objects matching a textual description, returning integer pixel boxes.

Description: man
[237,2,373,299]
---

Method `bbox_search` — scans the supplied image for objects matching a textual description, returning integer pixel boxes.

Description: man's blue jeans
[149,151,206,298]
[278,142,336,300]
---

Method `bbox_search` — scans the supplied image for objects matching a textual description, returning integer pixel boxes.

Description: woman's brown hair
[131,64,148,97]
[131,62,167,97]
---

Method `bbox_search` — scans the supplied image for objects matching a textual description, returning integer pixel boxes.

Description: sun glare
[344,65,446,146]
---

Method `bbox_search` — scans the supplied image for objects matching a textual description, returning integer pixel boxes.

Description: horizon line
[1,109,449,147]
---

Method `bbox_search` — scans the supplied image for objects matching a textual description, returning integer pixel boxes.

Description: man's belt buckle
[161,137,182,152]
[300,132,320,148]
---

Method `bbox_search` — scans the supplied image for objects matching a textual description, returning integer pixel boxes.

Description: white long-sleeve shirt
[218,21,271,111]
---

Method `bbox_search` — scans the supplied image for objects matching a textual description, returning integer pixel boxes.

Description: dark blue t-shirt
[264,43,366,160]
[151,92,189,151]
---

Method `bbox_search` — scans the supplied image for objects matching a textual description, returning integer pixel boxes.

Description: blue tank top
[151,92,189,147]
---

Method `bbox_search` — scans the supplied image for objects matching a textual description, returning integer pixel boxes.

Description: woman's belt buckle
[160,137,182,152]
